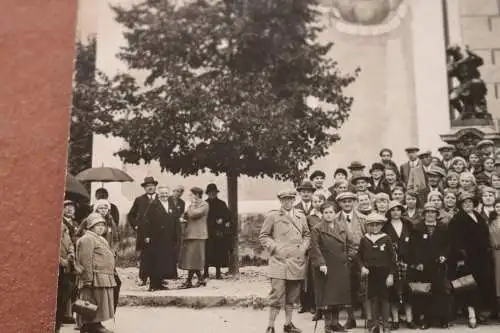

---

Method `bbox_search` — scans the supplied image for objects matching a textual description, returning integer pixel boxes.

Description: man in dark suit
[369,162,386,194]
[437,144,456,171]
[295,181,315,216]
[127,176,159,286]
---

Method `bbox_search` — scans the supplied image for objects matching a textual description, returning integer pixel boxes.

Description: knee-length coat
[205,197,233,267]
[259,209,310,280]
[309,220,356,307]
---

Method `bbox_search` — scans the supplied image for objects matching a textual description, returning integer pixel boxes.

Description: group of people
[56,178,234,332]
[127,177,233,290]
[260,139,500,333]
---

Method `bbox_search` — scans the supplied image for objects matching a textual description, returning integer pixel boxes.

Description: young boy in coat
[357,213,397,333]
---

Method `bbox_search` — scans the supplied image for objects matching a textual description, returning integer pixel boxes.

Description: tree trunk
[227,171,239,275]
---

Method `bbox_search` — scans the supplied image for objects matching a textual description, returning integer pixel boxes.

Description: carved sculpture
[446,45,490,121]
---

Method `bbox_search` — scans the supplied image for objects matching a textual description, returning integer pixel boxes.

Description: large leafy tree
[68,37,97,176]
[97,0,359,273]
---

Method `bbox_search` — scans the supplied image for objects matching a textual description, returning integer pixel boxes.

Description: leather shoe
[283,322,302,333]
[330,323,347,332]
[265,327,275,333]
[390,322,399,330]
[406,322,417,329]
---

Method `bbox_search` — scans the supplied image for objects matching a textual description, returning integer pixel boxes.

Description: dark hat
[334,168,348,177]
[309,170,326,180]
[475,173,491,185]
[141,176,158,187]
[423,202,439,213]
[351,173,371,184]
[386,200,405,218]
[205,183,220,194]
[297,181,315,192]
[369,162,385,173]
[347,161,365,170]
[405,146,420,153]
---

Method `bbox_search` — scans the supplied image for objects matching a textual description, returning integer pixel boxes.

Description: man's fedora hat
[277,189,297,200]
[405,146,420,153]
[438,144,455,152]
[141,176,159,187]
[369,162,385,173]
[347,161,365,170]
[476,139,494,149]
[297,181,315,192]
[418,150,432,158]
[336,191,357,201]
[205,183,220,194]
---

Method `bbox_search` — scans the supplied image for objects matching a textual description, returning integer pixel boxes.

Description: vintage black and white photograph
[57,0,500,332]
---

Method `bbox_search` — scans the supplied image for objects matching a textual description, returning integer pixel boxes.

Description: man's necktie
[346,215,351,223]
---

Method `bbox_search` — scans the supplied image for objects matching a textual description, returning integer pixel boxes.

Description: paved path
[60,307,500,333]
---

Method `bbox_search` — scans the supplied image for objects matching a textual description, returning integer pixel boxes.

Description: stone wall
[459,0,500,117]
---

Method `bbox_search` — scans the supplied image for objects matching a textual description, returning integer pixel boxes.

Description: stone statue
[446,44,490,121]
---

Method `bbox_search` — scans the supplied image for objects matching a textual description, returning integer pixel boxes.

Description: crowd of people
[259,139,500,333]
[56,179,234,333]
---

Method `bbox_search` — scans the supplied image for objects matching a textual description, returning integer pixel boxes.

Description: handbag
[72,299,98,319]
[451,274,477,291]
[408,282,432,294]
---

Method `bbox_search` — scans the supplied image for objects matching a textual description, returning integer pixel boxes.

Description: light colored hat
[277,189,297,200]
[418,150,432,157]
[63,200,75,207]
[450,156,468,167]
[365,212,386,225]
[336,191,357,201]
[373,192,390,202]
[85,212,106,230]
[438,144,455,152]
[350,173,371,184]
[481,186,496,195]
[405,146,420,153]
[427,166,446,178]
[174,185,185,191]
[93,199,111,212]
[477,139,494,149]
[423,202,439,213]
[427,190,443,202]
[387,200,405,213]
[458,192,479,205]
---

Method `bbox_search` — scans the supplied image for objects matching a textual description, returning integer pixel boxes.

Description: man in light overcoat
[259,189,311,333]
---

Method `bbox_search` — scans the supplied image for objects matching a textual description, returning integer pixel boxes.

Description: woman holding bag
[75,212,117,333]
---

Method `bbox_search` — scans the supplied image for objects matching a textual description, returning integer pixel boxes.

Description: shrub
[115,213,269,268]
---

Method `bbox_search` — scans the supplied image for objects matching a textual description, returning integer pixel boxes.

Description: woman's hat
[427,166,446,178]
[369,162,385,173]
[386,200,405,216]
[141,176,158,187]
[297,181,315,192]
[379,148,393,157]
[476,139,494,149]
[481,186,496,195]
[365,212,386,225]
[423,202,439,213]
[309,170,326,180]
[205,183,220,194]
[63,200,75,207]
[458,192,479,206]
[336,191,357,202]
[85,212,106,230]
[450,156,468,167]
[476,173,491,185]
[347,161,365,170]
[334,168,348,177]
[93,199,110,211]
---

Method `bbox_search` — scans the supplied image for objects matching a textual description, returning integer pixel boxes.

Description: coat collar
[317,220,348,243]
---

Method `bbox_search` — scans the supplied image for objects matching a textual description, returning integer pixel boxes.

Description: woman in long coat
[76,213,117,333]
[204,183,233,279]
[179,187,210,288]
[310,202,356,332]
[448,193,498,327]
[488,198,500,307]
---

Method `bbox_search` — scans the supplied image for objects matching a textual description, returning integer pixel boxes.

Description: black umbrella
[65,174,90,200]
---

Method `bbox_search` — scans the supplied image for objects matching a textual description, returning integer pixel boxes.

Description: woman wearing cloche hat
[448,192,498,327]
[408,202,452,329]
[75,212,117,333]
[382,201,417,330]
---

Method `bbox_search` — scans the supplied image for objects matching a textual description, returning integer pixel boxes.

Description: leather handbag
[451,274,477,291]
[408,282,432,294]
[73,299,98,319]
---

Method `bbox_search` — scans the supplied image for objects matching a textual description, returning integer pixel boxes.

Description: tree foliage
[68,37,97,176]
[96,0,359,183]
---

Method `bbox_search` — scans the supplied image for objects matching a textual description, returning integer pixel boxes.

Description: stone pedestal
[440,124,500,157]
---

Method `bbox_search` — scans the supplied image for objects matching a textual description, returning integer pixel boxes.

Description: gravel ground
[60,307,500,333]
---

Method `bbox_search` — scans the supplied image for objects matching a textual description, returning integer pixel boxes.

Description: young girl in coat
[357,213,397,333]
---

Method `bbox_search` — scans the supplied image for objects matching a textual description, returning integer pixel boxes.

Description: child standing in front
[357,213,397,333]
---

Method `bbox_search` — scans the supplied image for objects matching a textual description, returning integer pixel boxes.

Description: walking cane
[363,275,369,333]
